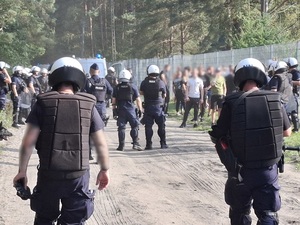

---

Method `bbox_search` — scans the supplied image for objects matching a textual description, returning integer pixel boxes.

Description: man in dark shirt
[225,65,237,96]
[13,57,110,225]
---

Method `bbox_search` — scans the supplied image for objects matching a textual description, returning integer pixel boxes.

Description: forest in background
[0,0,299,66]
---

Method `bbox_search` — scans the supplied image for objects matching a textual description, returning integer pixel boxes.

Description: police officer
[140,65,168,150]
[265,61,293,108]
[11,66,27,128]
[28,66,42,108]
[38,68,50,93]
[0,61,11,110]
[284,57,300,132]
[105,66,118,107]
[209,58,291,225]
[85,63,113,126]
[112,69,143,151]
[13,57,110,225]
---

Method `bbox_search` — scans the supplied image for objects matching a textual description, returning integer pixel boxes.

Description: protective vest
[143,77,161,104]
[35,91,96,179]
[291,69,300,94]
[116,83,133,102]
[105,74,117,88]
[273,72,292,104]
[89,77,106,102]
[227,91,283,168]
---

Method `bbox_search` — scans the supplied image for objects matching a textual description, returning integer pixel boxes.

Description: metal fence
[116,41,300,90]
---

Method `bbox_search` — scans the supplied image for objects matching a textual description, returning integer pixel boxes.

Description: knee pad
[257,211,278,225]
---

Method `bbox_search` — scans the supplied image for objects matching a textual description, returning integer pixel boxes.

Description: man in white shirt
[180,68,204,128]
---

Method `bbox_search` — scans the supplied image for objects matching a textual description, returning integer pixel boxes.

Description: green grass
[0,102,13,128]
[168,101,212,131]
[283,132,300,169]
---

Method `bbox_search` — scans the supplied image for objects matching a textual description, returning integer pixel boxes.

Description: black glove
[113,108,118,120]
[138,109,142,118]
[14,96,19,102]
[33,93,37,98]
[14,179,31,200]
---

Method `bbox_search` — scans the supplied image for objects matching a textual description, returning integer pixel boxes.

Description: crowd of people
[169,57,300,132]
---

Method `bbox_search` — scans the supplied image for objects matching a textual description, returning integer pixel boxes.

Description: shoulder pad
[37,91,59,100]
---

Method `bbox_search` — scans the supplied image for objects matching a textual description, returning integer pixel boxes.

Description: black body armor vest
[143,77,161,104]
[273,72,292,104]
[105,74,117,88]
[291,69,300,94]
[89,77,106,102]
[36,91,96,179]
[227,91,283,168]
[116,83,133,102]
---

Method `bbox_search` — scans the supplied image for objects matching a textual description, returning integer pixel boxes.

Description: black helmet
[234,58,267,90]
[48,57,86,90]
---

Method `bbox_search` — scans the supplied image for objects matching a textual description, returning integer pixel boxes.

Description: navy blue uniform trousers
[30,170,94,225]
[225,165,280,225]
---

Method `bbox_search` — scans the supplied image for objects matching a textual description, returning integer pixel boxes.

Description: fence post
[297,41,300,60]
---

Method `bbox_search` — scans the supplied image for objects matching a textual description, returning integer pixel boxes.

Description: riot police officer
[85,63,113,126]
[38,68,50,93]
[140,65,168,150]
[209,58,291,225]
[11,66,27,128]
[13,57,110,225]
[265,61,293,108]
[28,66,42,108]
[105,66,118,107]
[0,61,11,110]
[112,69,143,151]
[284,57,300,132]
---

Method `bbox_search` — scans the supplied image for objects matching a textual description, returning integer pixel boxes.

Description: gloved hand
[14,96,19,102]
[14,179,31,200]
[138,109,142,118]
[33,93,37,98]
[113,108,118,120]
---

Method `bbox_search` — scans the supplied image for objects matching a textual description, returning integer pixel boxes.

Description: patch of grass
[0,102,13,128]
[283,132,300,169]
[167,101,211,131]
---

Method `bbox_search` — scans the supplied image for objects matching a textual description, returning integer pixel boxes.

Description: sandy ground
[0,117,300,225]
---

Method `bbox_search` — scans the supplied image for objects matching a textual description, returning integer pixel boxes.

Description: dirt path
[0,118,299,225]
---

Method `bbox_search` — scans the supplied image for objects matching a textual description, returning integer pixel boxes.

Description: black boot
[179,123,186,128]
[145,142,153,150]
[160,141,168,149]
[12,113,20,128]
[117,143,124,151]
[18,110,25,125]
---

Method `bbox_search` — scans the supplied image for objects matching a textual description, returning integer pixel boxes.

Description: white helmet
[0,61,10,70]
[31,66,41,73]
[284,57,298,68]
[234,58,267,89]
[22,68,32,77]
[12,65,24,74]
[147,65,160,76]
[48,57,86,90]
[267,59,275,72]
[108,67,115,73]
[119,69,132,82]
[273,61,288,73]
[41,68,48,74]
